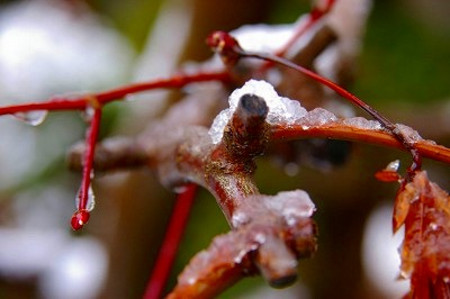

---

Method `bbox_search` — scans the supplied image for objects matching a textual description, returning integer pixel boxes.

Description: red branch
[144,184,198,299]
[271,123,450,164]
[70,106,102,231]
[0,71,230,115]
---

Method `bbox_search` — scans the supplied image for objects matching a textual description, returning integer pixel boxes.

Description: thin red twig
[70,105,102,230]
[0,71,230,116]
[238,50,423,174]
[144,184,198,299]
[271,123,450,164]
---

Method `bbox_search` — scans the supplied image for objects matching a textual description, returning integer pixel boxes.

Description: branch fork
[167,93,318,297]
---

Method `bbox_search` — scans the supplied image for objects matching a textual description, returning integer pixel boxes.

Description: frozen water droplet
[385,160,400,172]
[13,110,48,126]
[71,209,90,231]
[75,184,96,212]
[81,106,96,122]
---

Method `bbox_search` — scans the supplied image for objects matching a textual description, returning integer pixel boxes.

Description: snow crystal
[209,80,307,144]
[263,190,315,226]
[394,124,424,142]
[343,117,383,130]
[296,107,338,126]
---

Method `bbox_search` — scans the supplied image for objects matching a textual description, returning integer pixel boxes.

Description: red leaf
[396,171,450,298]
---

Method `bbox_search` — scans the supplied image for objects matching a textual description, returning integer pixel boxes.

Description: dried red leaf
[393,180,411,233]
[395,171,450,299]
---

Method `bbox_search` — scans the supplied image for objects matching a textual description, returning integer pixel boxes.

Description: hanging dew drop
[13,110,49,126]
[81,106,95,122]
[75,184,96,212]
[86,184,96,211]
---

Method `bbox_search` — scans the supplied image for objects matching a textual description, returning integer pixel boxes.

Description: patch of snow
[343,117,382,130]
[395,124,423,142]
[264,190,315,226]
[296,107,338,126]
[209,80,307,144]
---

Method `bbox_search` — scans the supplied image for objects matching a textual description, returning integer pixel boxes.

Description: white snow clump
[209,80,307,144]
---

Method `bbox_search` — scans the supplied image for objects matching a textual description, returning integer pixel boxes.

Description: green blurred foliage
[356,1,450,103]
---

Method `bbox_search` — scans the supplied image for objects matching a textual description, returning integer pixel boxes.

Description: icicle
[75,184,96,212]
[13,110,48,126]
[71,183,96,231]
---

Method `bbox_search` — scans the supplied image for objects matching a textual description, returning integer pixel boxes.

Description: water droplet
[75,184,96,212]
[375,160,401,182]
[13,110,48,126]
[81,106,95,122]
[386,160,400,172]
[71,209,90,231]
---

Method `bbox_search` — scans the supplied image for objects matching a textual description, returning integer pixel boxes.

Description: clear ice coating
[209,80,307,144]
[343,117,382,130]
[296,107,338,127]
[263,190,315,226]
[395,124,424,142]
[75,184,96,212]
[13,110,48,126]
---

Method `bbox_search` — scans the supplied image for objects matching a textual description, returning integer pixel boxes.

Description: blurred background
[0,0,448,298]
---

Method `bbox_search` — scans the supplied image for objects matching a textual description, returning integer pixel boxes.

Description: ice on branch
[343,117,382,130]
[263,190,315,226]
[209,80,307,144]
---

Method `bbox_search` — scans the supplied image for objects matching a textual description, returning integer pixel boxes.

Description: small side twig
[0,70,230,115]
[71,103,102,230]
[144,184,197,299]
